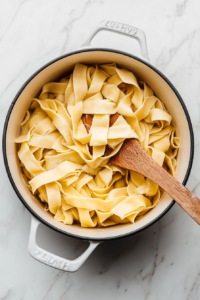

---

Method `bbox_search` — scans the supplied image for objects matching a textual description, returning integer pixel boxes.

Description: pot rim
[2,48,194,242]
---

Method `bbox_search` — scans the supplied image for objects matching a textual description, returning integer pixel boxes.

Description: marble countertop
[1,0,200,299]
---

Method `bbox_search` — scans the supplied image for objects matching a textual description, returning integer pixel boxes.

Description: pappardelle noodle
[16,63,179,228]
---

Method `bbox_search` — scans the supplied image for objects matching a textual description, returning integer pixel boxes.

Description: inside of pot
[5,50,192,240]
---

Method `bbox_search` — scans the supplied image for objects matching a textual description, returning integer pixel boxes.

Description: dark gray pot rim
[2,48,194,242]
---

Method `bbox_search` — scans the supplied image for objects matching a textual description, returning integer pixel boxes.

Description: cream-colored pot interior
[5,50,192,240]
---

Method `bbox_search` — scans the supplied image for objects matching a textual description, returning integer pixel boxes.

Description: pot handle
[82,20,149,61]
[28,216,100,272]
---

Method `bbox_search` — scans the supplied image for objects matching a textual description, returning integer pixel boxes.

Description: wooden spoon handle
[146,165,200,224]
[111,139,200,224]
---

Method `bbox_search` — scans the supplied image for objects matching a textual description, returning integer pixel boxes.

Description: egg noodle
[16,63,179,227]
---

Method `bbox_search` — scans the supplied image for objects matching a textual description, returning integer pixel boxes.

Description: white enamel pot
[3,20,194,272]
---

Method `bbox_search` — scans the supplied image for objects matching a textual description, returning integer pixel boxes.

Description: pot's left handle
[28,216,100,272]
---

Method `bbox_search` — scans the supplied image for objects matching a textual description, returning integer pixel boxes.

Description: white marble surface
[1,0,200,299]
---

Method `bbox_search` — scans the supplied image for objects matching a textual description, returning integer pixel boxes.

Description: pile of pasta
[16,63,179,227]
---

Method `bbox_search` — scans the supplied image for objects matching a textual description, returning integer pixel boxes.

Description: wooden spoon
[82,113,200,225]
[81,113,119,156]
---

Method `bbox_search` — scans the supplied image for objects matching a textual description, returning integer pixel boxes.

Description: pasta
[16,63,179,228]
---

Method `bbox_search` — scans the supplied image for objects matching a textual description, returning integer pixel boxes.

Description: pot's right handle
[82,20,149,62]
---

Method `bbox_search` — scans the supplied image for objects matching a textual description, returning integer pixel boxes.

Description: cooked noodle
[16,63,179,227]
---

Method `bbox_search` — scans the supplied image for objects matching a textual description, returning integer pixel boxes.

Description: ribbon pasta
[16,63,179,228]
